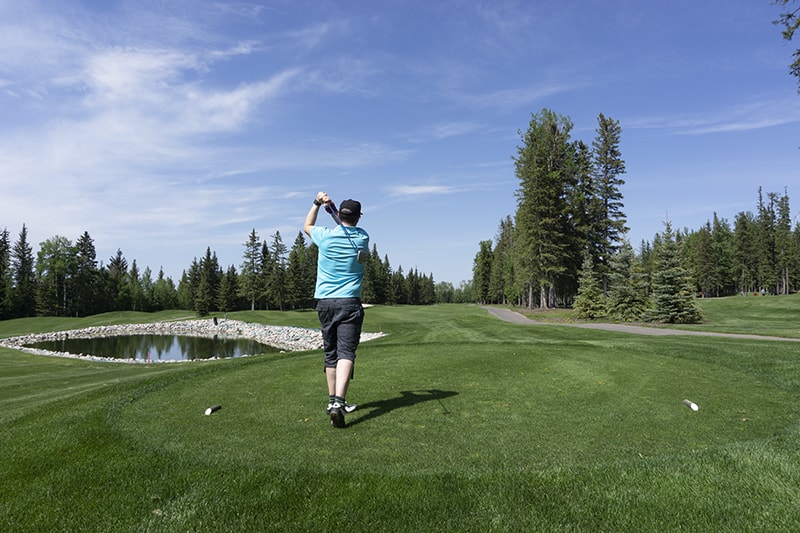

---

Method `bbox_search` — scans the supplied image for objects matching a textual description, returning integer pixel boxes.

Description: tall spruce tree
[177,258,201,310]
[266,231,287,310]
[0,228,11,319]
[733,211,757,294]
[710,213,736,297]
[73,231,99,316]
[513,108,574,309]
[286,232,312,308]
[391,266,407,304]
[217,265,240,312]
[774,190,793,294]
[647,221,703,324]
[258,241,272,310]
[107,249,129,311]
[153,268,178,310]
[489,216,515,305]
[361,245,391,305]
[195,247,222,315]
[756,189,778,292]
[239,229,262,311]
[684,223,716,297]
[138,265,154,312]
[473,240,493,304]
[590,113,628,293]
[128,261,145,311]
[11,224,36,318]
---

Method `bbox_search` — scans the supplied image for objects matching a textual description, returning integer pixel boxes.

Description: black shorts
[316,298,364,368]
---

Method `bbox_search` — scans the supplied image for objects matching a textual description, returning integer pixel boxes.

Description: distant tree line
[473,108,799,322]
[0,225,470,320]
[570,186,799,323]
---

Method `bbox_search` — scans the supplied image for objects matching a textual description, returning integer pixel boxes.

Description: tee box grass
[1,296,799,531]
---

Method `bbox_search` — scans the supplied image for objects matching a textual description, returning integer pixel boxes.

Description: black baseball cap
[339,199,362,217]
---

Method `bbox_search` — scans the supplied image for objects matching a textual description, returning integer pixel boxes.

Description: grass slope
[1,301,799,531]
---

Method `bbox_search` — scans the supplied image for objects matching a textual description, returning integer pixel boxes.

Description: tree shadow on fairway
[348,389,458,427]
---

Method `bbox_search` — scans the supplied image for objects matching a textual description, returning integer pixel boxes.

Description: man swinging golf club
[304,191,369,428]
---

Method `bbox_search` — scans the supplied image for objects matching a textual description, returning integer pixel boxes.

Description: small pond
[25,334,280,362]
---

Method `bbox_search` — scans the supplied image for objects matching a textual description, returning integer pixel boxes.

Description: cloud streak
[629,95,800,135]
[387,185,458,197]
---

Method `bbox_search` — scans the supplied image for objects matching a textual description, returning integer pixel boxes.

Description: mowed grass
[1,300,799,531]
[669,292,800,338]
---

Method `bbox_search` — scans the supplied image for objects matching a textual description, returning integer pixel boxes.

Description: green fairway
[668,292,800,338]
[2,300,800,531]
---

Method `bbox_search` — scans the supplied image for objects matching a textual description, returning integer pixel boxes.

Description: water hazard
[26,334,280,362]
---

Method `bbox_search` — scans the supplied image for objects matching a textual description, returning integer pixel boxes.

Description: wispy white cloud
[628,95,800,134]
[285,20,351,51]
[431,121,480,139]
[457,80,585,111]
[387,185,458,197]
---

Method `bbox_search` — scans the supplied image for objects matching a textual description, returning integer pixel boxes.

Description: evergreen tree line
[680,188,799,297]
[472,108,799,321]
[573,220,704,324]
[572,185,800,323]
[472,108,629,310]
[0,225,457,320]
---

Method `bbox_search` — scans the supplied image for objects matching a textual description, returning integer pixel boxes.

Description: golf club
[324,200,366,263]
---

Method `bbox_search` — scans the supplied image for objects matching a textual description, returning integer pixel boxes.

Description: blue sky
[1,1,798,285]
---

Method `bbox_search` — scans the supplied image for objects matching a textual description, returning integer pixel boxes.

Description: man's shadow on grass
[348,389,458,427]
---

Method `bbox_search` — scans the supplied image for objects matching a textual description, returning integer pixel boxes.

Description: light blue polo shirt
[310,225,369,299]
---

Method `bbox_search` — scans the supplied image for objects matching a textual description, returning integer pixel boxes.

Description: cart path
[482,306,800,342]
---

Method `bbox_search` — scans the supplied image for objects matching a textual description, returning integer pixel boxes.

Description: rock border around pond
[0,319,386,364]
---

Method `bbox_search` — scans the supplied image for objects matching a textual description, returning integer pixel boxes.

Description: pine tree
[756,189,778,292]
[647,221,703,324]
[11,224,36,318]
[733,211,757,294]
[606,240,650,321]
[684,223,716,297]
[513,108,575,309]
[266,231,287,310]
[371,250,392,305]
[710,213,736,297]
[128,260,145,311]
[286,232,311,308]
[572,254,606,319]
[473,240,493,304]
[72,231,99,316]
[107,249,130,311]
[240,229,262,311]
[258,241,273,310]
[489,216,515,305]
[177,258,201,310]
[139,266,154,312]
[153,268,178,310]
[0,228,11,319]
[216,265,240,312]
[194,273,212,316]
[194,247,222,315]
[774,190,793,294]
[589,113,628,293]
[391,266,407,304]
